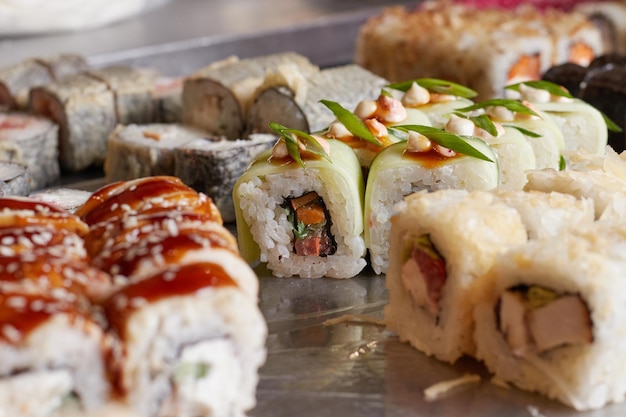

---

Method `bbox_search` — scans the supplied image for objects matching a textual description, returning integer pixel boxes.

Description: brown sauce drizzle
[402,148,462,168]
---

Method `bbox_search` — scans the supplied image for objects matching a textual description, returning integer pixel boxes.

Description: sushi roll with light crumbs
[384,189,527,363]
[511,81,608,154]
[473,225,626,410]
[0,112,59,190]
[29,73,117,172]
[364,125,499,274]
[182,53,319,139]
[0,54,87,111]
[104,123,209,183]
[245,64,388,135]
[0,161,30,196]
[233,125,366,278]
[492,190,595,240]
[104,261,266,417]
[173,134,276,223]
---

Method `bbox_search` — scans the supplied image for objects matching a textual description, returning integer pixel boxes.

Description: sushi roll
[245,64,389,135]
[152,76,183,123]
[0,54,87,111]
[364,126,499,274]
[104,261,267,417]
[472,225,626,410]
[182,53,319,139]
[173,134,276,223]
[0,161,30,197]
[233,127,367,278]
[104,123,209,183]
[28,187,92,213]
[29,73,117,172]
[384,189,527,363]
[0,112,60,190]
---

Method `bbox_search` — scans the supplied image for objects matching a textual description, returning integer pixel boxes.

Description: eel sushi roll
[104,261,267,417]
[364,127,499,274]
[472,225,626,410]
[173,134,276,223]
[384,189,527,363]
[104,123,209,183]
[0,161,30,197]
[233,131,367,279]
[0,112,60,190]
[29,73,117,172]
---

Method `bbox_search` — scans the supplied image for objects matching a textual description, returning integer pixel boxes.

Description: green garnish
[269,121,331,168]
[559,155,567,171]
[506,80,573,98]
[504,125,542,138]
[457,99,540,118]
[390,125,495,162]
[526,286,559,309]
[415,234,442,261]
[602,112,623,133]
[386,78,478,99]
[174,362,211,383]
[319,100,381,146]
[452,112,499,137]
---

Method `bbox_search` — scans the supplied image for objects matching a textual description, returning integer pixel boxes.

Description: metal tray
[35,3,626,416]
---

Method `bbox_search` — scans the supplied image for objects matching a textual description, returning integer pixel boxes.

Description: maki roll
[0,112,60,190]
[473,225,626,410]
[0,161,30,197]
[384,189,527,362]
[364,125,498,274]
[233,126,367,278]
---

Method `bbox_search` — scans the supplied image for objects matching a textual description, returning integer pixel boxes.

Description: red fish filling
[282,191,337,257]
[498,285,593,356]
[400,234,447,320]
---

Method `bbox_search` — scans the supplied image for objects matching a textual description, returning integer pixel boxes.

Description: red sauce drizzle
[0,197,66,214]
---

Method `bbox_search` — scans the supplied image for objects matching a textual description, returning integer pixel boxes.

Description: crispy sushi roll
[0,54,86,111]
[384,189,527,363]
[152,76,183,123]
[75,176,222,227]
[104,261,267,417]
[173,134,275,223]
[233,132,367,279]
[87,65,157,125]
[29,73,117,172]
[182,53,319,138]
[0,112,60,190]
[472,226,626,410]
[0,161,30,197]
[245,64,388,135]
[104,123,209,183]
[0,290,112,416]
[364,128,499,274]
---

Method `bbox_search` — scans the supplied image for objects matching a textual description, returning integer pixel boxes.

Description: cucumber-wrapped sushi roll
[233,124,367,278]
[473,226,626,410]
[384,189,527,363]
[510,81,609,154]
[364,125,499,274]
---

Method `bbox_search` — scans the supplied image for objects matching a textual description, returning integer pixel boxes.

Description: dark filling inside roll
[282,191,336,257]
[400,234,447,321]
[497,284,593,356]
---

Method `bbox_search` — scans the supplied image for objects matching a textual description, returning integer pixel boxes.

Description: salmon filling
[282,191,336,257]
[498,285,593,356]
[507,54,541,83]
[400,234,447,320]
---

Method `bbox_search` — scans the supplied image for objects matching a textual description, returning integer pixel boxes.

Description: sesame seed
[2,325,21,343]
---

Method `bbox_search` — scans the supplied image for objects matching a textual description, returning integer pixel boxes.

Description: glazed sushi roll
[173,134,276,223]
[364,127,499,274]
[28,187,92,213]
[0,291,112,416]
[0,112,60,190]
[233,128,367,278]
[29,73,117,172]
[0,54,87,111]
[384,189,527,363]
[104,123,209,183]
[245,64,388,135]
[0,161,30,197]
[182,53,319,138]
[104,261,267,417]
[472,226,626,410]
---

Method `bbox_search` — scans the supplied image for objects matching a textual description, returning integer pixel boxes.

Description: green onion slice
[320,100,381,146]
[457,99,540,118]
[506,80,573,98]
[386,78,478,98]
[269,121,331,168]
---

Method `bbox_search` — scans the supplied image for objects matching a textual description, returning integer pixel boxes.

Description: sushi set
[4,0,626,416]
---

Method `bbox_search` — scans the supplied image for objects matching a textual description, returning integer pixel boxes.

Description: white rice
[237,168,366,278]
